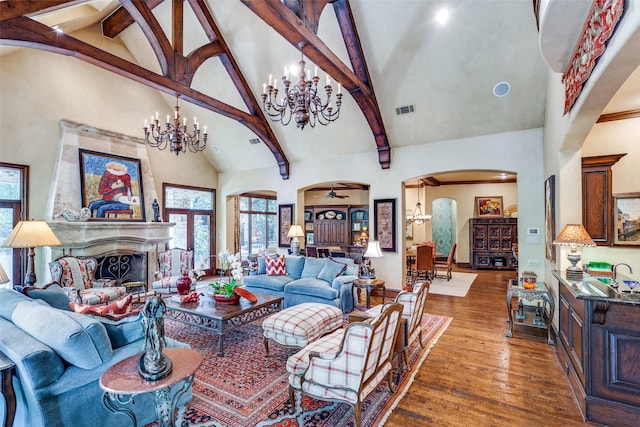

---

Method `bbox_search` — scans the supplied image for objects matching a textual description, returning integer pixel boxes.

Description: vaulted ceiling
[2,0,631,182]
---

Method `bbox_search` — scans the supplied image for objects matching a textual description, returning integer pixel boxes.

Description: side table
[353,278,385,309]
[506,279,555,345]
[0,351,16,427]
[99,347,202,427]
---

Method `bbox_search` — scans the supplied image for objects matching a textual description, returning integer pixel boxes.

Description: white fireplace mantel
[47,221,175,285]
[48,221,174,251]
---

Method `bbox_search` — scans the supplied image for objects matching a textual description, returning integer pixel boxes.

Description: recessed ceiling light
[211,145,220,153]
[493,81,511,97]
[435,9,449,26]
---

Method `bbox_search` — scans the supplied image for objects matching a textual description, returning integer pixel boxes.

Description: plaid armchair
[286,302,403,427]
[49,256,126,305]
[151,248,195,294]
[366,281,430,370]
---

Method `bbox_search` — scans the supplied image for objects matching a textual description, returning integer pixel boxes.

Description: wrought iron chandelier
[143,95,208,155]
[261,43,343,130]
[407,186,431,225]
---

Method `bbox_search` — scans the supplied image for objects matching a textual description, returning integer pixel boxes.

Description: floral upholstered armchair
[49,256,126,305]
[151,248,195,294]
[286,302,403,427]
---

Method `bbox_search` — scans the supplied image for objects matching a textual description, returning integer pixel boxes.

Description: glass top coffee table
[163,293,283,356]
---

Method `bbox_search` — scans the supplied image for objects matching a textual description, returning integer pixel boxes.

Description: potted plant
[209,250,243,304]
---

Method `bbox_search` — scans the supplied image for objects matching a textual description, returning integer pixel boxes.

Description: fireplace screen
[94,252,147,285]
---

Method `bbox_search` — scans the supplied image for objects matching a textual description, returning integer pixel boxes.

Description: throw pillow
[12,301,113,369]
[317,258,347,283]
[256,257,267,275]
[69,293,135,321]
[21,282,71,311]
[266,254,286,276]
[96,312,144,349]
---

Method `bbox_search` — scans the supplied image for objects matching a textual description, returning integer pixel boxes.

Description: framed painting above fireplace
[79,149,145,222]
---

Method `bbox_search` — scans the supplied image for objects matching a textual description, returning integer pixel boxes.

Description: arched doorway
[432,197,457,257]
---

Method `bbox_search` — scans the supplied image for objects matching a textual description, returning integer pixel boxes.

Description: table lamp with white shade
[553,224,595,281]
[359,240,383,279]
[287,224,305,256]
[2,220,62,286]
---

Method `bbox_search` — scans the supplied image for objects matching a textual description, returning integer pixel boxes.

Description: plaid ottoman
[262,302,343,357]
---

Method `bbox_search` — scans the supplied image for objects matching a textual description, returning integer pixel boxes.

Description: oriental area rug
[159,312,451,427]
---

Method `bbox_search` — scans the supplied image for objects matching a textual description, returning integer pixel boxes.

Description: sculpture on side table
[139,296,173,381]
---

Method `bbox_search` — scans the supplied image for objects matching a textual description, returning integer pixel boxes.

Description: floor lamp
[2,220,62,286]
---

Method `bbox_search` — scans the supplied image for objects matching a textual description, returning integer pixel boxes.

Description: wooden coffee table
[163,293,283,356]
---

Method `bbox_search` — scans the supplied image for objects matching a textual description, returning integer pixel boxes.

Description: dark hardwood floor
[381,268,587,426]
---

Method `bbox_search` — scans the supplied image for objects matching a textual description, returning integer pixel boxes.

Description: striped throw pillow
[266,254,286,276]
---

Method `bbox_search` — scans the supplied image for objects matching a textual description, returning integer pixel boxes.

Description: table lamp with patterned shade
[553,224,595,280]
[2,220,62,286]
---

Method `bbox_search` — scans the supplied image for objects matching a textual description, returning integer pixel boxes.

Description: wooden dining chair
[411,244,434,283]
[434,243,457,281]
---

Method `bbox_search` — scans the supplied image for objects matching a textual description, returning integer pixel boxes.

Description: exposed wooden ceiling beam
[0,14,290,179]
[102,0,163,38]
[240,0,392,169]
[1,0,291,179]
[597,109,640,123]
[187,0,288,171]
[0,0,81,21]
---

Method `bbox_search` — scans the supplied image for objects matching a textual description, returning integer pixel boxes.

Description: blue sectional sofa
[0,288,191,427]
[241,255,359,312]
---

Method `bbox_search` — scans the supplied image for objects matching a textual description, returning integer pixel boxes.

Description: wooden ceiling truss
[241,0,391,169]
[0,0,392,176]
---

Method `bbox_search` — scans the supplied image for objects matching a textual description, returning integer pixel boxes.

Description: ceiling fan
[314,185,350,199]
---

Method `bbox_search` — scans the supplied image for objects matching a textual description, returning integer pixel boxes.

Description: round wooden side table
[99,347,202,427]
[354,278,386,309]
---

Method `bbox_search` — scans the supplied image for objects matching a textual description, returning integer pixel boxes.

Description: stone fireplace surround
[45,120,174,288]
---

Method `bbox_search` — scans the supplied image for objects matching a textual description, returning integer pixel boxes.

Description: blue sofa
[241,255,358,312]
[0,288,191,427]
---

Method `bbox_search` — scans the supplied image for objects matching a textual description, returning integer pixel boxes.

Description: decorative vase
[213,293,240,305]
[176,272,191,296]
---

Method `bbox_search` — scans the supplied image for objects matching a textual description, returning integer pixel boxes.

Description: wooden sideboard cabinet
[554,270,640,426]
[469,217,517,270]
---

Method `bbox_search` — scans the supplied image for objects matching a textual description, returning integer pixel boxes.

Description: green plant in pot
[209,250,243,303]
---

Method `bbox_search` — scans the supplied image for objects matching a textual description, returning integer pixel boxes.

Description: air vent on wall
[249,138,261,145]
[395,105,415,115]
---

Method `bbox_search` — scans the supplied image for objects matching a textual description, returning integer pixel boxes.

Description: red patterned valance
[563,0,625,114]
